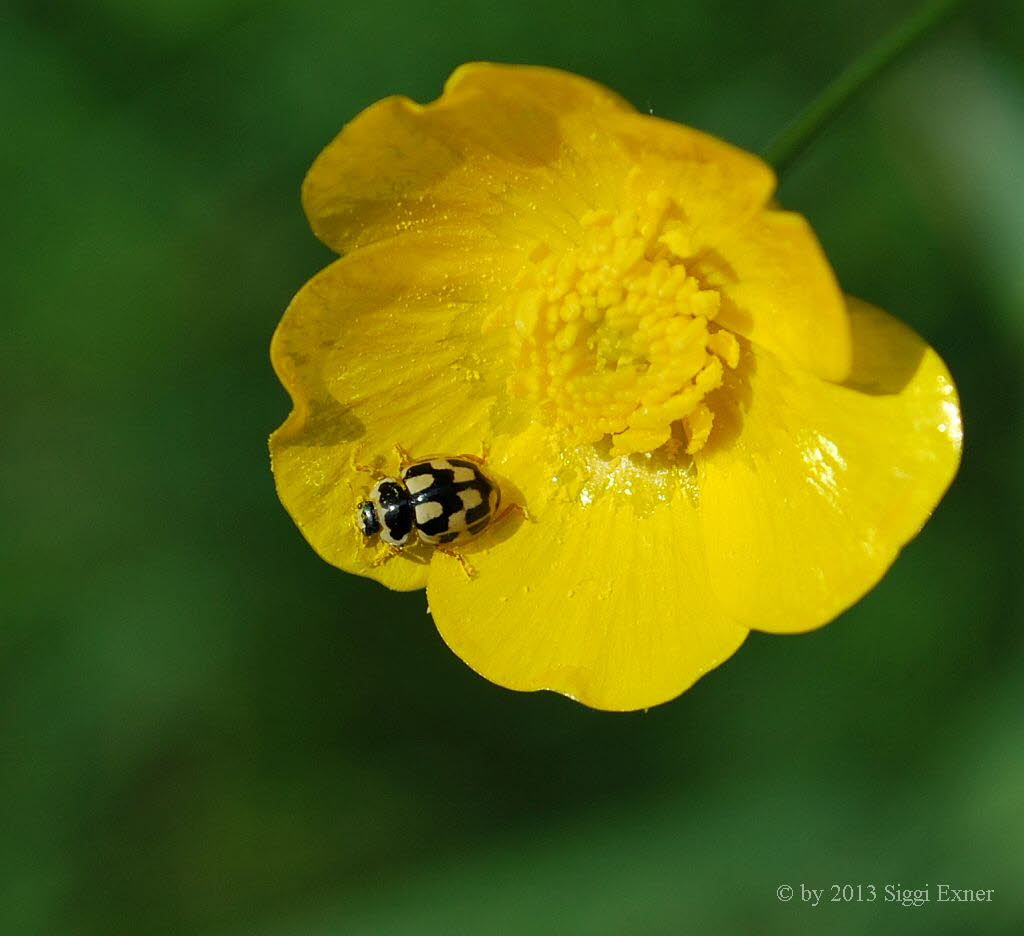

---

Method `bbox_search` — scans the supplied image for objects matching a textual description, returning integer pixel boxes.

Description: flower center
[505,193,739,456]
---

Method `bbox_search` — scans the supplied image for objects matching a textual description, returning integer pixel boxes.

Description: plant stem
[763,0,967,177]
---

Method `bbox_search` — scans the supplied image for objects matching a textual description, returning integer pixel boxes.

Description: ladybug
[357,446,521,575]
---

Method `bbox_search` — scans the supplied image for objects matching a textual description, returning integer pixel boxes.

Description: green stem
[763,0,967,177]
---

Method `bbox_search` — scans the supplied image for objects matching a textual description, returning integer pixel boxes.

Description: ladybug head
[356,500,381,538]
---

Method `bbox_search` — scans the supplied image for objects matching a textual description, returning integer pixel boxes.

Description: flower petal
[690,209,853,382]
[445,66,778,231]
[270,237,520,590]
[697,296,962,633]
[443,61,633,118]
[609,113,776,230]
[426,434,749,711]
[447,66,774,227]
[302,63,780,262]
[303,64,635,255]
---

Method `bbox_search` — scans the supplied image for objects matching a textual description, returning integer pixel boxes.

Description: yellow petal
[303,64,636,255]
[426,431,749,711]
[691,209,852,382]
[444,62,633,117]
[270,237,520,591]
[449,66,775,229]
[697,296,962,633]
[611,112,776,231]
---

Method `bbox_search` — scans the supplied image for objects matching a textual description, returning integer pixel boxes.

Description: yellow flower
[270,64,961,711]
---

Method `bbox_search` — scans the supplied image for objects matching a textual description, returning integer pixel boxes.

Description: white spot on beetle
[406,473,435,494]
[459,488,483,510]
[415,501,444,524]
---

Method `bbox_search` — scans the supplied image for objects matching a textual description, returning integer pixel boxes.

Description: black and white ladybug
[357,449,516,573]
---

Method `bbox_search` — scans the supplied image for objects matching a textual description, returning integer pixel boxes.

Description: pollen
[506,189,740,456]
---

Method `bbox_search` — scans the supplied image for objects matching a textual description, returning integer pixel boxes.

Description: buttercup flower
[270,64,961,711]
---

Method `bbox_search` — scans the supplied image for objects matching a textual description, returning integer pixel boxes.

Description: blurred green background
[4,1,1023,933]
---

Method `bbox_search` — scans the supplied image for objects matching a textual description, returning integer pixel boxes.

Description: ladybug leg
[370,546,402,568]
[394,444,415,471]
[494,501,532,525]
[461,441,491,466]
[436,546,477,579]
[352,453,386,479]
